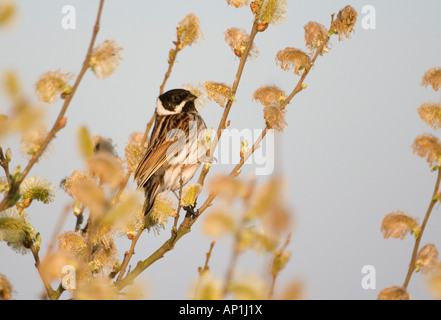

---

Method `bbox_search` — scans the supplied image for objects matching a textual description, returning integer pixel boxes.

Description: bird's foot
[184,205,199,219]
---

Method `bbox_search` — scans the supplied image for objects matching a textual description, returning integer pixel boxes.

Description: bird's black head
[156,89,198,116]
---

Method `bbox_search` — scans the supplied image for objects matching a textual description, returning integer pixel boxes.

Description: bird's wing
[134,117,191,188]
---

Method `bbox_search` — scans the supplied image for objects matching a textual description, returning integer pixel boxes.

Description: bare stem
[3,164,11,186]
[0,0,106,213]
[173,169,185,230]
[222,221,245,298]
[160,46,181,95]
[27,234,54,300]
[0,148,12,186]
[141,42,182,147]
[268,233,291,299]
[403,167,441,289]
[117,228,143,282]
[199,241,216,276]
[46,204,71,254]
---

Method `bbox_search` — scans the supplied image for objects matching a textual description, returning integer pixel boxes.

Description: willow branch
[160,45,181,95]
[115,216,193,291]
[198,22,259,186]
[403,167,441,289]
[0,0,106,212]
[141,42,182,147]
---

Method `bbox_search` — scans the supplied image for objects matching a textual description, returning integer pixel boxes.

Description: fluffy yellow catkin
[226,0,250,8]
[421,67,441,91]
[89,40,123,79]
[381,211,419,240]
[20,176,56,204]
[304,21,329,54]
[418,102,441,130]
[377,286,410,300]
[330,5,358,41]
[204,81,234,107]
[176,13,203,49]
[412,134,441,168]
[253,0,287,26]
[34,70,73,103]
[224,27,259,59]
[416,244,439,274]
[0,274,13,300]
[253,85,286,107]
[125,132,147,173]
[276,47,312,75]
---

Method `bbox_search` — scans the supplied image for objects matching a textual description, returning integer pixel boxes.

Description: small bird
[134,89,209,217]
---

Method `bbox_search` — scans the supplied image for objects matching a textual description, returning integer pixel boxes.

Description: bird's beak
[187,93,197,102]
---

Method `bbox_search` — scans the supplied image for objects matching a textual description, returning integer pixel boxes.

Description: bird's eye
[173,96,180,102]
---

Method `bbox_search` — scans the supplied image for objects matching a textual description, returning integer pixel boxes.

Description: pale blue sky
[1,0,441,300]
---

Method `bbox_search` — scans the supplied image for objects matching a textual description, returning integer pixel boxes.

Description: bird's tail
[142,178,161,217]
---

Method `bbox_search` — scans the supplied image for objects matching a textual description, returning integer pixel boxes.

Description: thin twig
[27,235,55,299]
[160,45,181,95]
[140,115,155,152]
[140,40,182,148]
[0,0,106,213]
[112,171,132,206]
[221,178,259,298]
[198,241,216,276]
[109,172,142,280]
[0,148,12,186]
[268,233,291,299]
[3,164,11,186]
[222,220,246,298]
[403,167,441,289]
[173,168,185,231]
[46,204,71,254]
[116,228,143,282]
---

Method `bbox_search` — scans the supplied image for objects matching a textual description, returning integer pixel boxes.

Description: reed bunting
[134,89,209,216]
